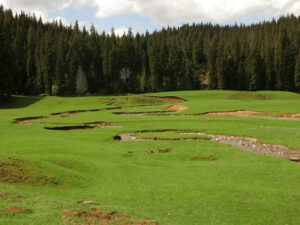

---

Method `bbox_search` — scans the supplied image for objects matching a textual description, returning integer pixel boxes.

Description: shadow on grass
[0,96,43,109]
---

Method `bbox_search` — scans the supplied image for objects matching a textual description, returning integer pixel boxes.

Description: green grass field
[1,90,300,225]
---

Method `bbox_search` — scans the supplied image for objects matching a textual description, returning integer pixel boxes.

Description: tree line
[1,5,300,102]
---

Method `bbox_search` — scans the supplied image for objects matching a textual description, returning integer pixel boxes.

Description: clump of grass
[158,147,172,153]
[227,92,269,100]
[191,154,216,161]
[0,157,61,185]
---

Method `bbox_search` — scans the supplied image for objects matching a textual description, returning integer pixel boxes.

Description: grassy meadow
[1,90,300,224]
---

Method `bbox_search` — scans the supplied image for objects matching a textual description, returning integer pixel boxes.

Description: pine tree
[249,47,265,91]
[53,34,66,95]
[13,24,27,94]
[295,53,300,91]
[0,9,14,102]
[26,25,36,94]
[207,37,218,89]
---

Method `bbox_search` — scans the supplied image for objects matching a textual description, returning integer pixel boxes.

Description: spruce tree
[295,53,300,91]
[26,25,36,94]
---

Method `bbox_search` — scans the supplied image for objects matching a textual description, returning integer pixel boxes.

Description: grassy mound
[105,96,164,106]
[0,157,61,185]
[227,92,269,100]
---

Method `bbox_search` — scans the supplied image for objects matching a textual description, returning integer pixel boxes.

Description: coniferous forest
[1,5,300,103]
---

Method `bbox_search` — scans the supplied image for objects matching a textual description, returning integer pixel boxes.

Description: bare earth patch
[61,208,157,225]
[2,207,25,214]
[165,105,189,112]
[282,113,300,118]
[202,110,261,116]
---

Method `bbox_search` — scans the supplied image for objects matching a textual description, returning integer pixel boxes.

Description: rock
[288,157,300,162]
[147,150,154,154]
[77,200,99,205]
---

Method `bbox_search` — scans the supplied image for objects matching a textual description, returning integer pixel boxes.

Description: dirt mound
[165,105,189,112]
[61,208,156,225]
[0,157,60,185]
[146,96,187,103]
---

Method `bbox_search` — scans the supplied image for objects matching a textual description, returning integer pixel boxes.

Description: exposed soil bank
[51,107,122,116]
[45,125,96,131]
[139,109,300,121]
[45,121,122,131]
[116,131,300,162]
[14,116,48,124]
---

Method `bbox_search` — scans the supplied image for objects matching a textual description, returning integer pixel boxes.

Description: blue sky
[1,0,300,35]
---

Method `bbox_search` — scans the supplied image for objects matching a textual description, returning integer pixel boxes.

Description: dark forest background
[1,5,300,102]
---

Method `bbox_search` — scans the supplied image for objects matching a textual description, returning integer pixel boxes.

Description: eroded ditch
[115,130,300,162]
[145,96,187,103]
[45,121,122,131]
[116,109,300,122]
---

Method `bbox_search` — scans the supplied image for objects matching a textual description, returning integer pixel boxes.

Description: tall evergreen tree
[295,53,300,91]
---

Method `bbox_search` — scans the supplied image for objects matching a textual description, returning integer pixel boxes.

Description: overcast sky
[1,0,300,35]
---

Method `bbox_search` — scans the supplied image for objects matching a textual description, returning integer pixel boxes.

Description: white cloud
[1,0,300,26]
[89,0,300,24]
[78,20,91,29]
[0,0,72,12]
[0,0,81,27]
[113,26,129,36]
